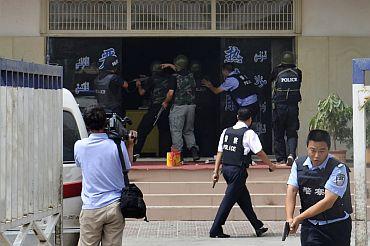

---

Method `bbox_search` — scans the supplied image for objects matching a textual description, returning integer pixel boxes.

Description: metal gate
[0,59,63,245]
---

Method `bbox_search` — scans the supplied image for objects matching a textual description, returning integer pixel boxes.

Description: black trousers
[134,104,171,156]
[210,164,263,235]
[272,103,299,162]
[301,217,352,246]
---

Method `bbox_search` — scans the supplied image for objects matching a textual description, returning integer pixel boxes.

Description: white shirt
[217,121,262,155]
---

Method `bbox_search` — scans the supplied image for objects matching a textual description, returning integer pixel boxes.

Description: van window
[63,111,81,162]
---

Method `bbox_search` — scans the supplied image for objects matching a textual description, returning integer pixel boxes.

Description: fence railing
[45,0,299,35]
[0,58,63,245]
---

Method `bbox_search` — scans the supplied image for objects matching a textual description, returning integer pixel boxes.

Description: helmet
[281,51,295,65]
[173,55,189,70]
[150,61,162,73]
[190,61,202,73]
[100,55,119,71]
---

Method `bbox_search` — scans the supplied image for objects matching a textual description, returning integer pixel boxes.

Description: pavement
[121,220,363,246]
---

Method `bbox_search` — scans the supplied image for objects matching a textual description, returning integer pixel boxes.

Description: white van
[62,88,87,243]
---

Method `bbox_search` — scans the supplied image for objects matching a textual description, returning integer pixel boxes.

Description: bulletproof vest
[94,73,122,110]
[273,66,302,103]
[228,74,258,106]
[150,74,169,105]
[222,127,249,167]
[296,156,353,221]
[173,72,196,105]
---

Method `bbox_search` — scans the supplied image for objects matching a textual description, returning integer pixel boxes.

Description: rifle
[153,106,165,126]
[282,221,290,241]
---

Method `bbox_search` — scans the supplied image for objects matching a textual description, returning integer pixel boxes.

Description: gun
[282,221,290,241]
[153,106,165,126]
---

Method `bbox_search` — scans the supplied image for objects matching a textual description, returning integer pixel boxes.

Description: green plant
[309,93,352,150]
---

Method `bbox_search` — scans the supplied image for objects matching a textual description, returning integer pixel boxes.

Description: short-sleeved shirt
[287,155,349,225]
[74,133,131,210]
[217,121,262,155]
[219,70,258,106]
[167,69,189,92]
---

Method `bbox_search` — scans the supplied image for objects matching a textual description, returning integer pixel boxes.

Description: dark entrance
[49,37,293,156]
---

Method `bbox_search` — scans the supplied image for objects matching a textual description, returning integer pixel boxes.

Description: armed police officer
[134,61,172,157]
[162,55,200,161]
[210,108,277,238]
[94,55,128,118]
[270,51,302,166]
[202,63,260,128]
[285,129,352,246]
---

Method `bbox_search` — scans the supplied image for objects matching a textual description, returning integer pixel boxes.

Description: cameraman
[74,105,137,246]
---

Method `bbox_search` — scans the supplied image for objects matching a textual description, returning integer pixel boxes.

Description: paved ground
[121,221,367,246]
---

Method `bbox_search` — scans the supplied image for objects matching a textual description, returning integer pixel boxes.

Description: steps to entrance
[130,161,370,221]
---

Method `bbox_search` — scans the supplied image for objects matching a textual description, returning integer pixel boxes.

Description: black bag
[111,136,148,222]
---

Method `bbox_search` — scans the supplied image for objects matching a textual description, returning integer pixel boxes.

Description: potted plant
[309,93,352,162]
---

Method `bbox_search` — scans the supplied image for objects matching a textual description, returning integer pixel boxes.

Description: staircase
[130,161,370,221]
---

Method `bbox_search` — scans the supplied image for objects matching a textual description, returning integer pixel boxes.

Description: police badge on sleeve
[335,173,346,186]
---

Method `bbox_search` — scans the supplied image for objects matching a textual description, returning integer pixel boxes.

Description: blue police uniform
[287,155,352,245]
[210,122,265,237]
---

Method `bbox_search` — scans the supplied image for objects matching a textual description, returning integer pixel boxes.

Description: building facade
[1,0,369,155]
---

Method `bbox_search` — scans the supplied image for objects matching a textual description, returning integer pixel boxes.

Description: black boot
[191,147,200,161]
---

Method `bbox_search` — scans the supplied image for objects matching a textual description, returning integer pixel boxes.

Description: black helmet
[281,51,295,65]
[100,55,119,71]
[174,55,189,70]
[150,61,162,73]
[190,61,202,73]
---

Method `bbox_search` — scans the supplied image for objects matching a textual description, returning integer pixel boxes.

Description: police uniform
[210,121,264,236]
[94,55,125,118]
[287,155,352,245]
[134,72,172,156]
[220,70,260,129]
[94,73,125,117]
[270,63,302,163]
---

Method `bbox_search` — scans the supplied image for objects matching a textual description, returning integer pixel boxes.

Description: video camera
[106,112,133,141]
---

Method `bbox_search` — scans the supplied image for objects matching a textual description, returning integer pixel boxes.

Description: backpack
[109,134,148,222]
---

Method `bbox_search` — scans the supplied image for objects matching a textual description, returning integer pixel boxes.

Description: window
[63,111,81,162]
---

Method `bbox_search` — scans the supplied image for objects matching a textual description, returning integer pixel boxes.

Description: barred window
[47,0,296,33]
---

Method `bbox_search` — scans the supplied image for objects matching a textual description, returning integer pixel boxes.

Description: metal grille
[47,0,297,34]
[216,0,294,30]
[131,0,211,30]
[49,0,127,30]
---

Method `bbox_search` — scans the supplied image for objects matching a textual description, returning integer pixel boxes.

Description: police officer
[190,61,216,156]
[286,129,352,246]
[94,55,128,118]
[270,51,302,165]
[202,63,260,128]
[134,61,172,156]
[210,108,277,238]
[162,55,200,161]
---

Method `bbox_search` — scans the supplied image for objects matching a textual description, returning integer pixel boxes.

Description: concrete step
[145,206,370,221]
[130,165,291,182]
[135,181,366,195]
[144,193,291,206]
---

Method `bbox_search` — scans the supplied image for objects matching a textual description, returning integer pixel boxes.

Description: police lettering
[223,144,236,152]
[280,77,298,83]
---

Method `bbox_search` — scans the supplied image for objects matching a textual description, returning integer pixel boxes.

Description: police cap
[281,51,295,65]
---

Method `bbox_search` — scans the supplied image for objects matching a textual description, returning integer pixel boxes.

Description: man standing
[135,61,172,156]
[202,63,260,127]
[270,51,302,165]
[162,55,200,161]
[94,55,128,118]
[285,129,352,246]
[210,108,277,238]
[74,105,136,246]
